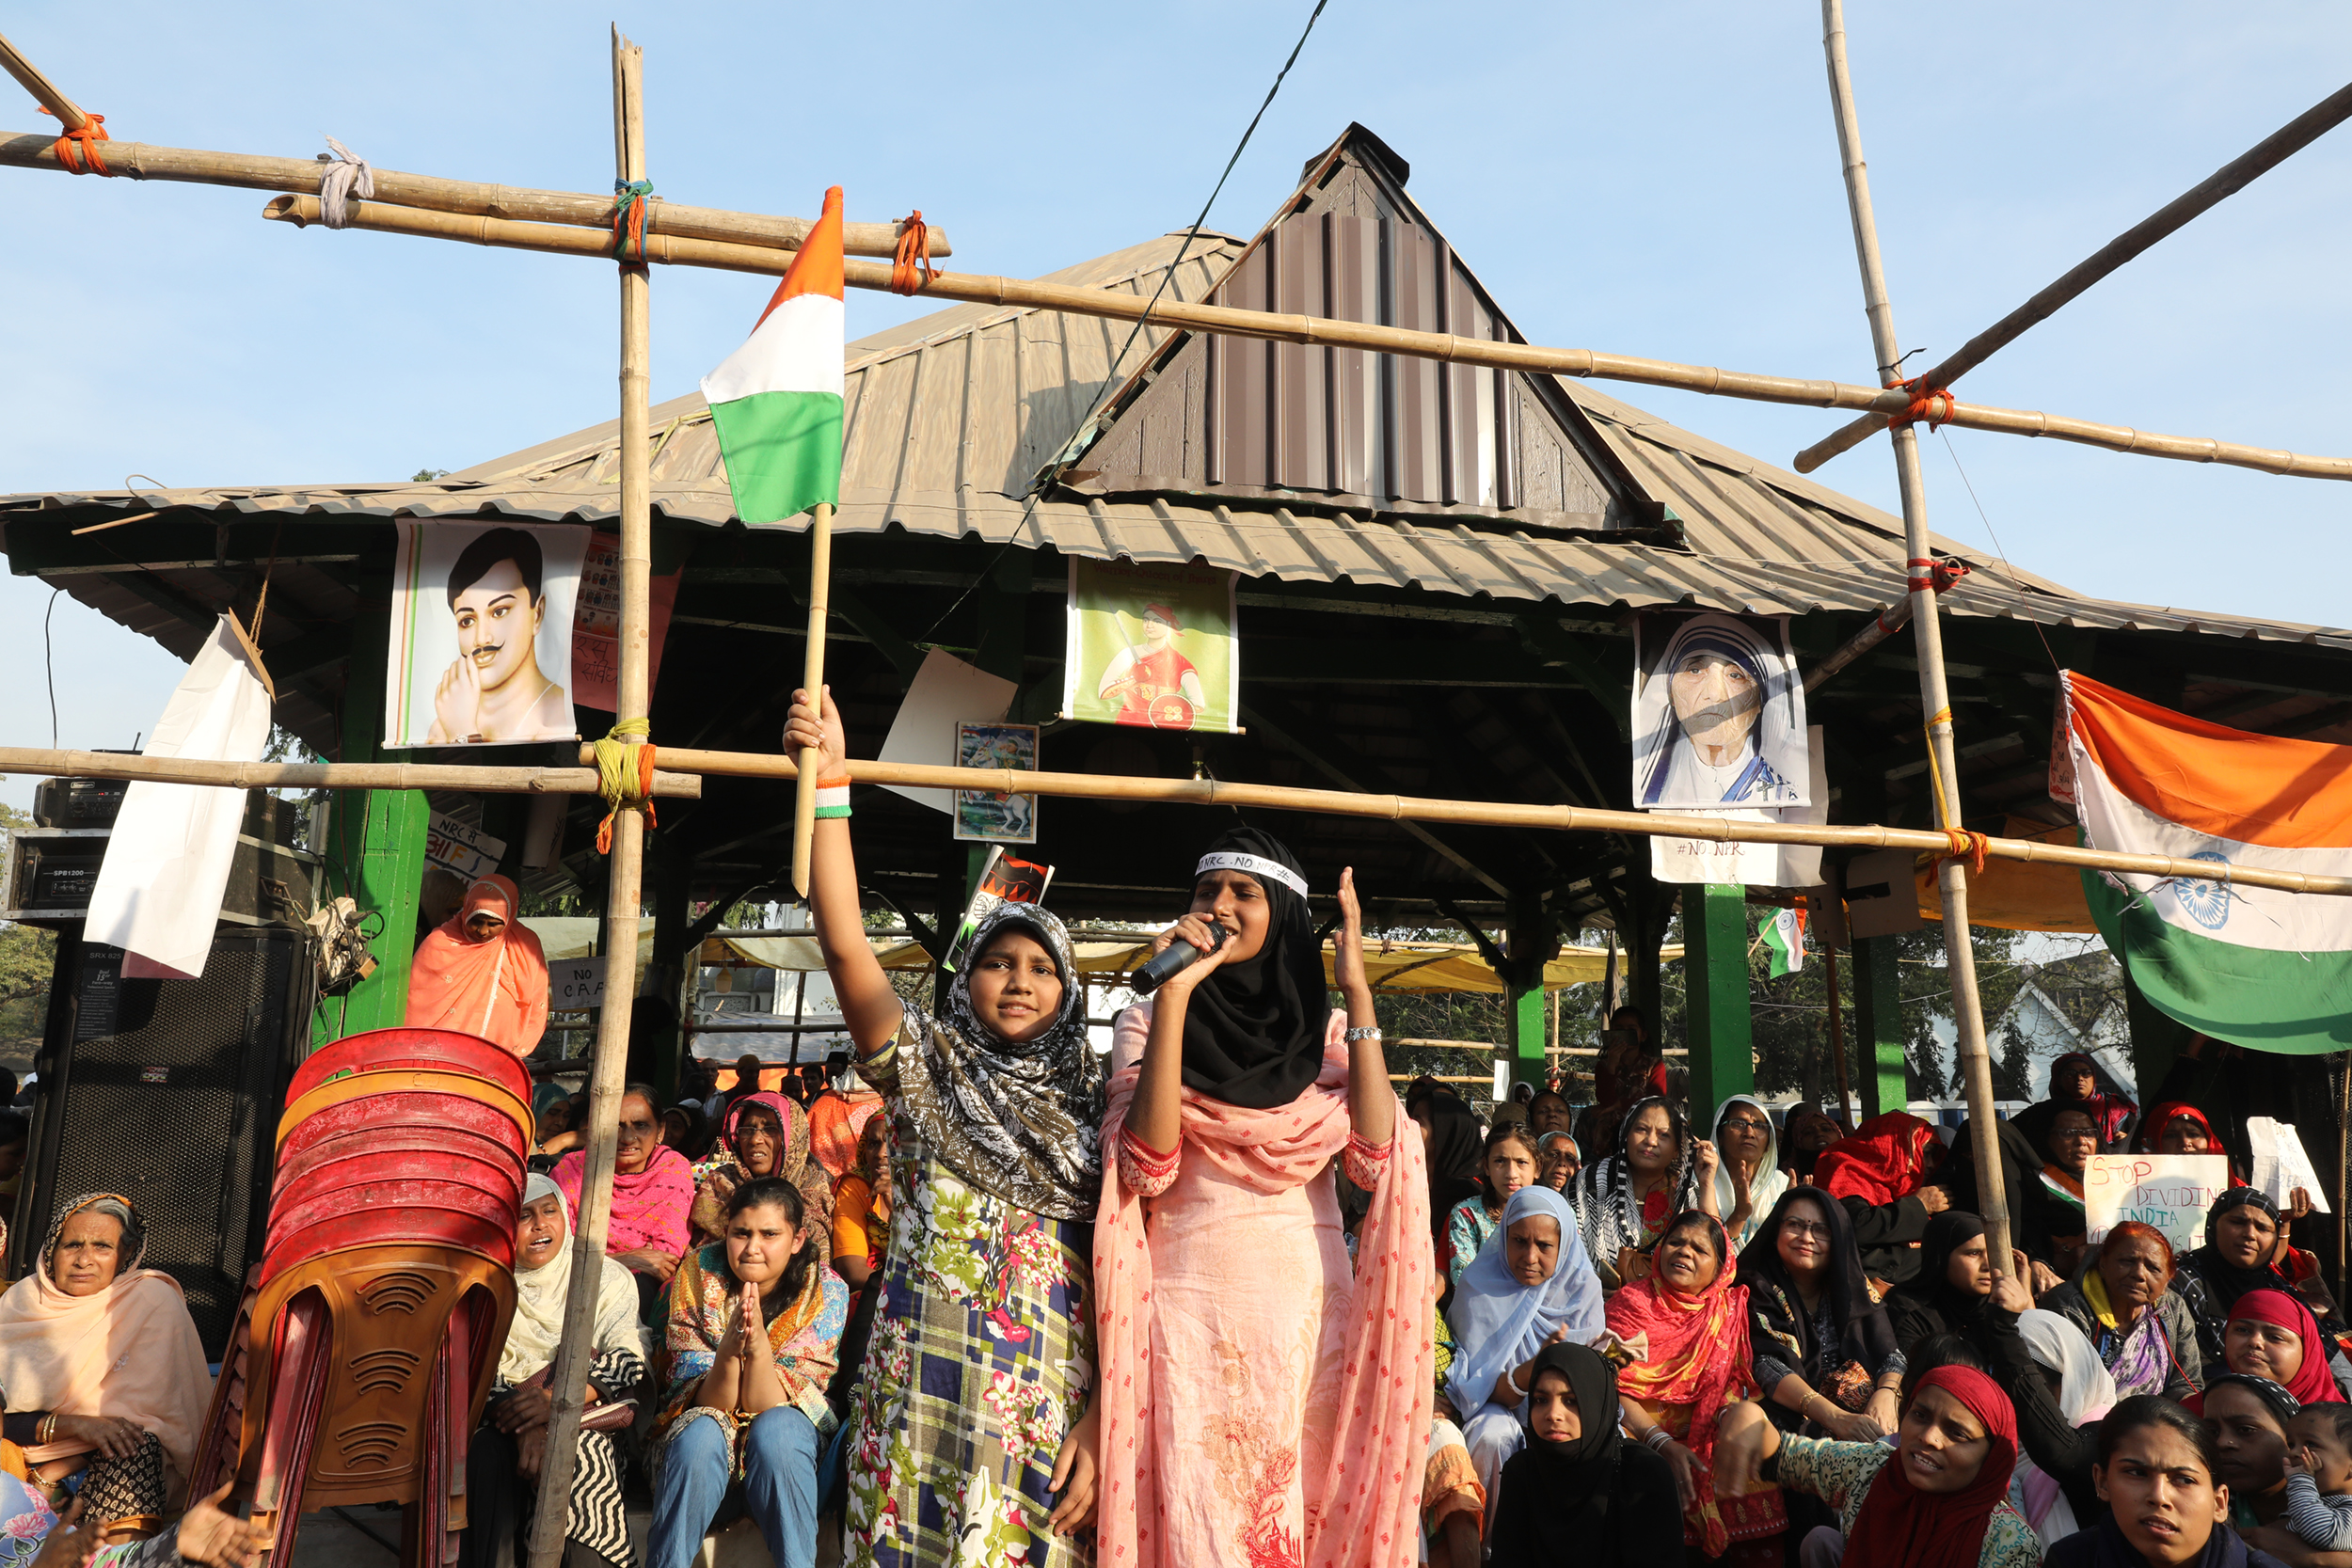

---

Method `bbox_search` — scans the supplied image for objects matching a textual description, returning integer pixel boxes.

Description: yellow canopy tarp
[1915,815,2097,933]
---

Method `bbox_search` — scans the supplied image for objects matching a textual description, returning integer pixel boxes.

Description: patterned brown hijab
[898,902,1104,1220]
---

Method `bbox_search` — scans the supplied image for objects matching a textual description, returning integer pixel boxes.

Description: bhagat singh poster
[1630,610,1810,810]
[1060,558,1240,734]
[386,521,589,748]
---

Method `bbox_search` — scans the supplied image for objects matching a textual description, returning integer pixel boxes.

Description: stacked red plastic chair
[189,1028,530,1566]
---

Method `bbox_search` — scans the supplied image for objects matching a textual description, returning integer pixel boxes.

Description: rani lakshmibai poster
[386,521,589,748]
[1059,558,1240,733]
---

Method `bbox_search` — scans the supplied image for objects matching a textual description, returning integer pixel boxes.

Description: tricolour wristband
[814,776,852,819]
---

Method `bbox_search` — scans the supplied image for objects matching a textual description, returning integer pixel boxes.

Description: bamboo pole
[0,31,89,131]
[790,502,834,896]
[0,747,701,796]
[527,30,651,1568]
[1822,934,1852,1124]
[1803,598,1913,695]
[1796,78,2352,475]
[595,743,2352,898]
[0,129,942,258]
[1821,0,2011,1268]
[257,193,2352,485]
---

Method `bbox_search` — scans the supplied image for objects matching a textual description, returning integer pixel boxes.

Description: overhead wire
[914,0,1333,651]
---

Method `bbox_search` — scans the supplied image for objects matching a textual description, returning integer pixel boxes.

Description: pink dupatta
[1094,1018,1435,1568]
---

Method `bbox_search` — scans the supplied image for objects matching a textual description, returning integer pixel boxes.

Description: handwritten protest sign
[2085,1153,2231,1254]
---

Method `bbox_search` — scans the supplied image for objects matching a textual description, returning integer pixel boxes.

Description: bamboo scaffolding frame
[578,742,2352,898]
[0,747,702,797]
[0,129,942,259]
[0,31,89,131]
[1821,0,2011,1268]
[256,193,2352,485]
[1796,78,2352,475]
[527,31,652,1568]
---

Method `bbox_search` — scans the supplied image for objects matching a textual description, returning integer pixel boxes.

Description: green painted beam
[1852,934,1908,1117]
[312,593,429,1050]
[1680,884,1754,1117]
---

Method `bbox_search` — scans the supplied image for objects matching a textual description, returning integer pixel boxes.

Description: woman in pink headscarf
[405,874,549,1058]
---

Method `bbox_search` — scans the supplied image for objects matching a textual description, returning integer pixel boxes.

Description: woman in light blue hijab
[1442,1185,1606,1531]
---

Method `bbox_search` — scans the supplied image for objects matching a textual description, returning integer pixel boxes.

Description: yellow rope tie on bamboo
[1918,705,1990,873]
[592,718,657,853]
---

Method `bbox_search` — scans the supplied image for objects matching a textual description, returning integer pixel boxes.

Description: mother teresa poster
[385,521,589,748]
[1630,610,1810,809]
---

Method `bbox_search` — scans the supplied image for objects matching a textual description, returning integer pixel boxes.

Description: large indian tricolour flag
[701,185,844,525]
[2056,669,2352,1053]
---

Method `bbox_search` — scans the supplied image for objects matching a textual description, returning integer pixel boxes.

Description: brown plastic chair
[193,1028,525,1568]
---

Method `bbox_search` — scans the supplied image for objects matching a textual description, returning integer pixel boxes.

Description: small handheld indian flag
[1759,906,1805,977]
[702,186,845,525]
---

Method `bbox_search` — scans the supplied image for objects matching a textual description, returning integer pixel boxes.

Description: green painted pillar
[1852,934,1908,1117]
[1507,980,1548,1091]
[1680,884,1754,1117]
[314,594,430,1048]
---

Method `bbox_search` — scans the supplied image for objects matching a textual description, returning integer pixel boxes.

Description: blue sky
[2,2,2347,808]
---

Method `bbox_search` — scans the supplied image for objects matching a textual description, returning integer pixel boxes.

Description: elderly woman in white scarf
[460,1174,651,1568]
[1710,1096,1789,1254]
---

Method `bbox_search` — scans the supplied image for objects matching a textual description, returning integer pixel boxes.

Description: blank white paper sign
[877,648,1016,815]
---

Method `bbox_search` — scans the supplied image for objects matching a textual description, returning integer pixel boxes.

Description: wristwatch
[1343,1025,1382,1043]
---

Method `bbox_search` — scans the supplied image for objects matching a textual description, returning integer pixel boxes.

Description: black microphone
[1132,921,1226,994]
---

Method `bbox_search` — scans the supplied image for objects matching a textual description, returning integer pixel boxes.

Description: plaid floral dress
[844,1031,1096,1568]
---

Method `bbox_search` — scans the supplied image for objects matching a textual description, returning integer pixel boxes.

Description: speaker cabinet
[16,926,315,1358]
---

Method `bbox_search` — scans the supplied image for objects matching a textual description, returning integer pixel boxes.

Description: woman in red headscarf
[2131,1101,2245,1183]
[1606,1211,1785,1561]
[405,874,549,1058]
[1716,1364,2039,1567]
[1812,1111,1953,1291]
[2193,1287,2345,1410]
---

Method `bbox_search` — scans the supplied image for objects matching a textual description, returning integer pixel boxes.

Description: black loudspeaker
[15,926,315,1358]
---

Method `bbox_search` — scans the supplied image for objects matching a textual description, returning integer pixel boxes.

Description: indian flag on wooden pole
[1758,906,1805,977]
[702,185,844,524]
[2055,670,2352,1053]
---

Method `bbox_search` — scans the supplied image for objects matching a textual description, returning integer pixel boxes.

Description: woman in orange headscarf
[406,874,549,1058]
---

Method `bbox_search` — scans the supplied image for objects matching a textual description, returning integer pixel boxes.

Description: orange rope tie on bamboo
[39,107,113,176]
[1884,374,1958,434]
[889,211,936,295]
[592,719,657,854]
[1904,557,1973,595]
[611,180,655,262]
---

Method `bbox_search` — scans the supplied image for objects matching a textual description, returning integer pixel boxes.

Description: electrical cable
[914,0,1333,651]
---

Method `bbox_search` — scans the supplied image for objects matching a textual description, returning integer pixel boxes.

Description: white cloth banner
[1650,726,1827,886]
[84,616,274,979]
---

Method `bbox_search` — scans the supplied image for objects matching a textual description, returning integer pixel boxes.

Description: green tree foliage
[0,805,56,1068]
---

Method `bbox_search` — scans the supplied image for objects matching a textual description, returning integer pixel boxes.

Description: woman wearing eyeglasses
[2032,1105,2100,1280]
[1738,1188,1905,1445]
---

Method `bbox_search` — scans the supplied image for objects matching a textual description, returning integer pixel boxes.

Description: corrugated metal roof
[8,221,2347,653]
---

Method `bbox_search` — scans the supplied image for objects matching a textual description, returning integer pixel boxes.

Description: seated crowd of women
[1408,1028,2352,1568]
[7,687,2340,1568]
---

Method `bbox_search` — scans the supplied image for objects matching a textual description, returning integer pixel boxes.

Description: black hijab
[1893,1210,1993,1342]
[1423,1093,1486,1227]
[1739,1185,1900,1386]
[2185,1187,2292,1314]
[1175,827,1328,1109]
[1938,1116,2042,1253]
[1488,1342,1625,1562]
